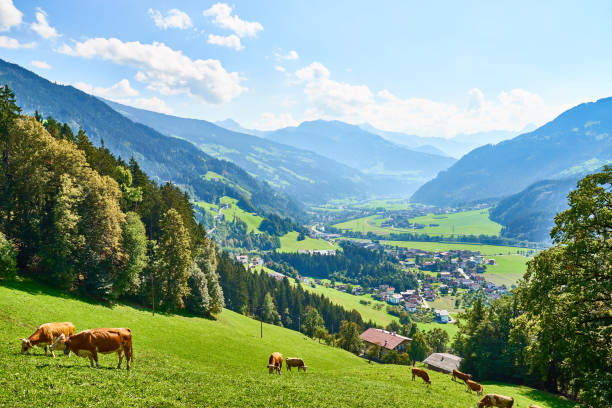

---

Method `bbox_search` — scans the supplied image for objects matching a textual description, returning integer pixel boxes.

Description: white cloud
[74,79,139,99]
[0,0,22,31]
[127,96,173,114]
[294,62,568,137]
[30,8,60,39]
[0,35,35,48]
[254,112,299,130]
[274,65,285,72]
[207,33,243,50]
[148,8,192,30]
[203,3,262,38]
[31,60,50,69]
[59,37,246,104]
[275,50,299,61]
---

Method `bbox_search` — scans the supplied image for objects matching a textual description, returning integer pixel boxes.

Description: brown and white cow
[477,394,514,408]
[20,322,75,357]
[465,379,483,396]
[453,368,472,382]
[267,352,283,374]
[285,357,307,372]
[411,367,431,385]
[52,328,133,369]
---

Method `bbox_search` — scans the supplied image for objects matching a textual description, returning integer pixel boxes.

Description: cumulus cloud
[294,62,567,137]
[254,112,299,130]
[31,60,50,69]
[203,3,262,38]
[58,37,246,104]
[275,50,299,61]
[148,8,192,30]
[274,65,285,72]
[207,33,243,50]
[74,79,139,99]
[0,35,35,48]
[30,8,60,39]
[127,97,173,114]
[0,0,22,31]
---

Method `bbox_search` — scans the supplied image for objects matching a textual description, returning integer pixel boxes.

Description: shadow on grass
[522,389,575,408]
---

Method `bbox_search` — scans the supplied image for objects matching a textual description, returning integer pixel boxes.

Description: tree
[408,331,430,366]
[425,328,449,353]
[185,262,210,316]
[156,209,192,311]
[112,212,148,298]
[303,306,325,338]
[262,292,281,325]
[382,349,399,364]
[366,343,381,362]
[194,238,224,316]
[0,231,16,279]
[338,321,363,354]
[314,326,328,343]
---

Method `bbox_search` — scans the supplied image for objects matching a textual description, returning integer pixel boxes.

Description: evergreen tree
[338,321,363,354]
[113,212,148,298]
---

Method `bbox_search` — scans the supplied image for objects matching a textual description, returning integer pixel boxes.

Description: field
[334,209,502,237]
[381,240,534,256]
[0,280,574,407]
[219,196,264,233]
[484,255,530,287]
[278,231,341,253]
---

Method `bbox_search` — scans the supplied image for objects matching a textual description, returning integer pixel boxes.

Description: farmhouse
[435,309,451,323]
[423,352,462,374]
[360,328,411,354]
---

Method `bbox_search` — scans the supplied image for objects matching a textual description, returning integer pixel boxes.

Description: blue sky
[1,0,612,137]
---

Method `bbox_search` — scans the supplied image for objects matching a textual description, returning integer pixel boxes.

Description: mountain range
[411,97,612,207]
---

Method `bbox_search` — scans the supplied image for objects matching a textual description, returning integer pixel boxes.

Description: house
[235,255,248,265]
[435,309,451,323]
[405,303,418,312]
[388,293,403,305]
[359,328,411,354]
[423,353,463,374]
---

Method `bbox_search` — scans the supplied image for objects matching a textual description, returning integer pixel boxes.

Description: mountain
[0,58,302,220]
[106,101,369,204]
[214,118,269,138]
[410,144,449,157]
[489,176,578,242]
[411,97,612,206]
[264,120,456,196]
[359,123,530,158]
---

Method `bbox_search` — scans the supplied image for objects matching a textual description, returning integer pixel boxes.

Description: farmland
[278,231,341,253]
[0,280,574,408]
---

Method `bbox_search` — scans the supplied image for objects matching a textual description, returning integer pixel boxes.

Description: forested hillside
[0,59,302,220]
[411,97,612,206]
[105,100,369,204]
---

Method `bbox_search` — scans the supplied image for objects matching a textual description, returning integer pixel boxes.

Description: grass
[484,255,529,287]
[0,279,575,407]
[219,196,264,233]
[381,240,534,256]
[277,231,340,253]
[334,209,502,237]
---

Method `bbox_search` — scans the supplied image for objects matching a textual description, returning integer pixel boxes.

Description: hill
[104,100,369,204]
[0,58,302,220]
[489,176,578,242]
[0,279,574,408]
[265,120,456,196]
[411,97,612,206]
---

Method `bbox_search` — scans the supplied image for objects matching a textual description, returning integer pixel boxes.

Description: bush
[0,232,17,280]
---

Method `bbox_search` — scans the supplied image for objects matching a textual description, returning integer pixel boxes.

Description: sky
[1,0,612,138]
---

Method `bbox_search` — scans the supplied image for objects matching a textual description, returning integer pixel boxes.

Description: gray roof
[423,353,462,373]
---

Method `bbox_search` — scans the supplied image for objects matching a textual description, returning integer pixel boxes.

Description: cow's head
[20,338,32,354]
[50,333,68,354]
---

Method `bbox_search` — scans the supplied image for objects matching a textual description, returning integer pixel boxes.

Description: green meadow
[0,280,574,408]
[381,240,532,255]
[278,231,341,253]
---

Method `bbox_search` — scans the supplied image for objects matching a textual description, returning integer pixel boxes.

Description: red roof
[359,328,411,350]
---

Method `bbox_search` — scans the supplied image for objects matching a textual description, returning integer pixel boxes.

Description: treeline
[266,242,418,291]
[453,167,611,407]
[216,252,377,336]
[327,226,540,248]
[0,86,223,317]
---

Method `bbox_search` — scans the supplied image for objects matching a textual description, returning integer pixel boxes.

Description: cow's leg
[92,350,100,368]
[117,350,123,369]
[88,356,94,367]
[43,345,48,356]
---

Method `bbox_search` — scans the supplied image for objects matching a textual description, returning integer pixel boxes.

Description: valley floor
[0,280,575,408]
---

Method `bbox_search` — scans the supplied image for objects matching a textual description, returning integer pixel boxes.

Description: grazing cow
[20,322,75,357]
[453,368,472,382]
[53,328,133,369]
[268,352,283,374]
[465,379,483,396]
[477,394,514,408]
[285,357,307,372]
[411,367,431,385]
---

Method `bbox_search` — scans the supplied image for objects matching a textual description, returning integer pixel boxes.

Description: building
[359,328,411,354]
[388,293,403,305]
[423,353,463,374]
[435,309,451,323]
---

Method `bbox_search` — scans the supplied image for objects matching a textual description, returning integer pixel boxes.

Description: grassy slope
[334,209,502,237]
[278,231,340,253]
[484,255,529,287]
[381,240,531,256]
[0,280,574,408]
[219,196,264,233]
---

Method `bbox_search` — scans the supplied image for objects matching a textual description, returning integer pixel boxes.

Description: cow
[465,379,483,396]
[20,322,75,357]
[452,368,472,383]
[267,352,283,374]
[52,328,133,370]
[411,367,431,385]
[477,394,514,408]
[285,357,307,372]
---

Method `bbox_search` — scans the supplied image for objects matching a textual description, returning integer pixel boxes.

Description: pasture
[0,280,574,407]
[277,231,341,253]
[484,255,530,287]
[381,240,533,256]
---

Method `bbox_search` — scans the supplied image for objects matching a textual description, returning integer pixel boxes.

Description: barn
[423,352,462,374]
